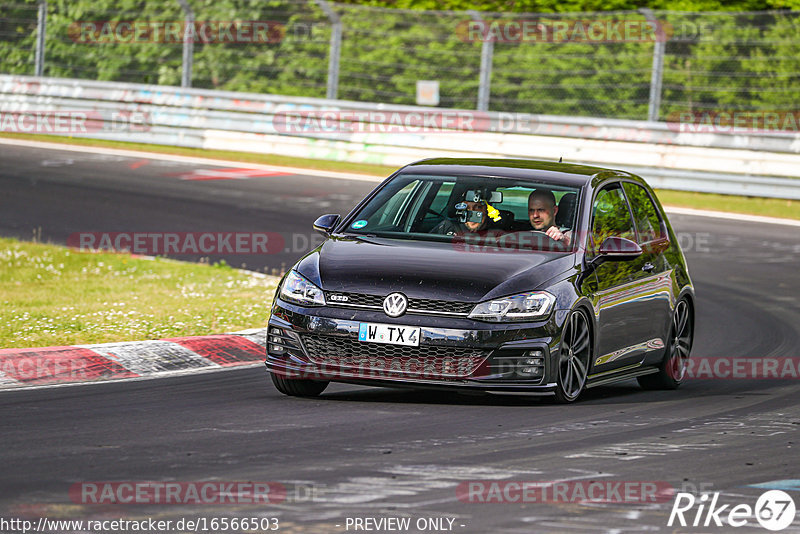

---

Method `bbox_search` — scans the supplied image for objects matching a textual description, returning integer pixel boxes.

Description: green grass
[655,190,799,220]
[2,132,798,221]
[0,238,279,349]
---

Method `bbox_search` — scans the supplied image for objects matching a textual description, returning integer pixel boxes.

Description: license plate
[358,322,420,346]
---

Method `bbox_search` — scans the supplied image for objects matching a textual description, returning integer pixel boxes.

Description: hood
[295,236,576,303]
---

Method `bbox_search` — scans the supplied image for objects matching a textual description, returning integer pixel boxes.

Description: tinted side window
[590,184,635,254]
[496,187,577,223]
[623,182,664,243]
[427,182,455,215]
[496,186,529,221]
[370,180,419,227]
[412,182,455,232]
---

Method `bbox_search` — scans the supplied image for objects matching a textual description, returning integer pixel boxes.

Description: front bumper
[265,299,570,394]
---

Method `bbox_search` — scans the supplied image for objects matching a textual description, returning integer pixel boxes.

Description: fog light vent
[491,349,546,382]
[267,326,302,358]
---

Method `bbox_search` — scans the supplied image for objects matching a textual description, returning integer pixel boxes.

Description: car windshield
[343,174,581,251]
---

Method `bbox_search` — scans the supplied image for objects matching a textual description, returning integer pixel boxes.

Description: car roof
[401,158,619,188]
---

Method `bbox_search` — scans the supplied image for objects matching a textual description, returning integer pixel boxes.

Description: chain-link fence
[1,0,798,121]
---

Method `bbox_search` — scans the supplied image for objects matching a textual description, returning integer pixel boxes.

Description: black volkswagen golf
[266,158,694,403]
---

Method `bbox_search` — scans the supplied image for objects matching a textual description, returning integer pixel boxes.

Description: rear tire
[270,372,329,397]
[638,298,693,390]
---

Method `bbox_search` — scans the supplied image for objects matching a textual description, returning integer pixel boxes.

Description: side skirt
[585,365,659,388]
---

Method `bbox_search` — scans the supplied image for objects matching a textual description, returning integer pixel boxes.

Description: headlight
[279,270,326,306]
[468,291,555,322]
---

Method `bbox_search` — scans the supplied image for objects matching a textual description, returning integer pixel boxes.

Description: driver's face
[528,199,557,230]
[464,201,487,232]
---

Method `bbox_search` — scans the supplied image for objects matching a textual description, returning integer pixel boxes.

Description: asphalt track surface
[1,143,800,533]
[0,144,371,273]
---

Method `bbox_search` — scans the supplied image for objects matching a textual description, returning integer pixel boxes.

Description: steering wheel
[494,229,567,251]
[512,230,560,242]
[529,230,556,239]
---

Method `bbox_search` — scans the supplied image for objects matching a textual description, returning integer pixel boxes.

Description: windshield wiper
[338,232,379,240]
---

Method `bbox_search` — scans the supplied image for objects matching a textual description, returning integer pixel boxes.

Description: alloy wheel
[667,300,692,381]
[638,297,694,390]
[556,309,591,402]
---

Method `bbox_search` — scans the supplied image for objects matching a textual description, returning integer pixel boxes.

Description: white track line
[0,137,385,182]
[662,205,800,227]
[1,136,796,225]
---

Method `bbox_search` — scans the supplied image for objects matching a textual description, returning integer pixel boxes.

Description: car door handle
[642,262,655,273]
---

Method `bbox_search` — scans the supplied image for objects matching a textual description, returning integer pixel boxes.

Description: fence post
[641,8,665,122]
[315,0,342,100]
[176,0,194,88]
[34,0,47,76]
[470,11,493,112]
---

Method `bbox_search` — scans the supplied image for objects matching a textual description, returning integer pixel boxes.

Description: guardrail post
[641,8,665,122]
[176,0,194,88]
[34,0,47,76]
[315,0,342,100]
[470,11,494,112]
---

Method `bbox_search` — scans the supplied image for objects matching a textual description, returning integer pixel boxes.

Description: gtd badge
[329,294,349,302]
[383,293,408,317]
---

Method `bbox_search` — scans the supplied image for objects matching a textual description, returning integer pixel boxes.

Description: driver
[431,200,489,236]
[528,189,572,246]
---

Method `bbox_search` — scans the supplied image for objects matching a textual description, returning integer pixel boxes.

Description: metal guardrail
[1,75,799,199]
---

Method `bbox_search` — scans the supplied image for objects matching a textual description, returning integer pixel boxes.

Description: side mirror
[313,214,340,236]
[595,236,643,263]
[314,213,341,236]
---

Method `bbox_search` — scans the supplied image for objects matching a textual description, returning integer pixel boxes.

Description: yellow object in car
[486,202,502,222]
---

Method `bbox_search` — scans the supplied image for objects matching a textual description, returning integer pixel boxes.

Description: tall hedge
[1,0,797,119]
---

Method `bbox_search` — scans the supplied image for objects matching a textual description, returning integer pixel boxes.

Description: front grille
[333,293,383,307]
[301,334,489,379]
[325,292,474,315]
[409,297,473,315]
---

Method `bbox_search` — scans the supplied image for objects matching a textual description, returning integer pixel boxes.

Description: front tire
[554,309,592,403]
[638,298,693,390]
[270,372,329,397]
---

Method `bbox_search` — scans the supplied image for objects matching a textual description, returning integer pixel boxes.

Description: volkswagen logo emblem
[383,293,408,317]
